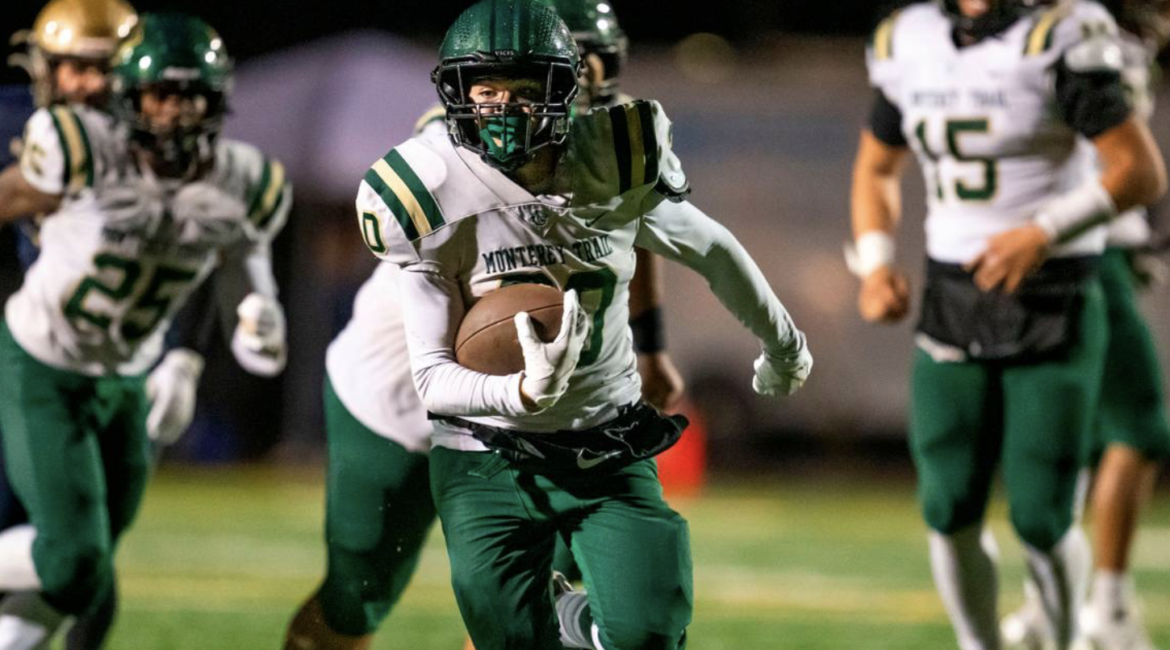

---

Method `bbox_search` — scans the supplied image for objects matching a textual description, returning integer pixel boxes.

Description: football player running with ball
[356,1,811,648]
[850,1,1166,649]
[282,2,688,649]
[0,13,290,649]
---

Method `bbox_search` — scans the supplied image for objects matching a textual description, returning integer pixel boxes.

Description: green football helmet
[108,13,232,174]
[539,0,628,107]
[939,0,1053,40]
[432,0,581,171]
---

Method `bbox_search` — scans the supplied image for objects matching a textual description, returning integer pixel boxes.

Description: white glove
[752,336,813,397]
[515,290,590,411]
[231,293,287,377]
[146,348,204,445]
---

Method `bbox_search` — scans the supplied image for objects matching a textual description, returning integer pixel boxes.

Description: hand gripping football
[455,283,564,375]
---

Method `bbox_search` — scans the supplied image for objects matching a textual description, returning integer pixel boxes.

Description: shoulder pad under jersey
[20,105,98,196]
[568,99,689,207]
[413,104,447,136]
[865,4,941,101]
[1023,0,1118,59]
[356,135,451,265]
[224,140,292,243]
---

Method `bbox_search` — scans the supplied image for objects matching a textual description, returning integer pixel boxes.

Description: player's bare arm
[0,164,60,223]
[968,116,1167,293]
[849,129,911,324]
[1096,115,1167,214]
[630,248,684,411]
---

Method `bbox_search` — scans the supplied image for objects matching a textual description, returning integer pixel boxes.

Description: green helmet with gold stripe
[432,0,581,171]
[538,0,628,106]
[109,12,232,176]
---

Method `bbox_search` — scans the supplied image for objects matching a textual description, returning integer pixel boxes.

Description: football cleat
[1001,580,1053,650]
[1075,602,1161,650]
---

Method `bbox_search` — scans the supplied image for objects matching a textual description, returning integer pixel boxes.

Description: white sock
[591,622,607,650]
[0,592,68,650]
[0,527,39,591]
[929,526,1001,650]
[1023,526,1091,647]
[555,591,593,649]
[1089,570,1133,620]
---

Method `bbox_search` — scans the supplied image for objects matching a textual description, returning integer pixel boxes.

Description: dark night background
[0,0,903,83]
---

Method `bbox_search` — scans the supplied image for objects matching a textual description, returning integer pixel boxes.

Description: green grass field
[102,466,1170,649]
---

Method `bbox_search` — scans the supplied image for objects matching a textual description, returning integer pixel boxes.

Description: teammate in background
[3,2,140,649]
[1000,2,1170,649]
[850,1,1165,650]
[281,2,686,648]
[360,1,809,648]
[1,3,223,648]
[0,13,290,649]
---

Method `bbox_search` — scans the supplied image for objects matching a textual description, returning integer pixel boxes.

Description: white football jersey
[7,105,290,376]
[869,1,1121,263]
[358,100,696,447]
[325,262,432,452]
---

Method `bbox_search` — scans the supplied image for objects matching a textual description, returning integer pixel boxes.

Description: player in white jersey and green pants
[357,1,811,648]
[1001,3,1170,647]
[0,14,290,649]
[280,2,685,648]
[850,1,1166,649]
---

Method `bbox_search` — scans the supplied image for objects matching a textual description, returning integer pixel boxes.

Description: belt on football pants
[428,401,689,474]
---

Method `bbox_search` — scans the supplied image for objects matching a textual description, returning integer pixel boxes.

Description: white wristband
[844,231,896,278]
[1033,180,1117,244]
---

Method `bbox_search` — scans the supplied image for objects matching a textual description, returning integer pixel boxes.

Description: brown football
[455,283,564,375]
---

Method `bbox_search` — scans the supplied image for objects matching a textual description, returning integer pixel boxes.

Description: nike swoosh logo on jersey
[577,449,621,470]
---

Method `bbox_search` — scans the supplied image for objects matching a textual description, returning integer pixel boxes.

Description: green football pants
[317,378,436,636]
[430,447,693,650]
[0,322,150,616]
[909,281,1108,550]
[1093,248,1170,461]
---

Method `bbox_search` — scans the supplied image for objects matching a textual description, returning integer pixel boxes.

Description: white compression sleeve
[635,200,802,356]
[396,267,529,417]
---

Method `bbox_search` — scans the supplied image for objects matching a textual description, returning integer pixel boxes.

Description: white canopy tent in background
[226,31,440,203]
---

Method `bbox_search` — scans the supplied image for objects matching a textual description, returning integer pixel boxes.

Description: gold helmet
[10,0,138,107]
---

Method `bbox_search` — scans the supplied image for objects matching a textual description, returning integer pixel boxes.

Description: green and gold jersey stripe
[48,107,93,194]
[364,149,445,242]
[247,159,287,229]
[413,105,447,135]
[608,101,659,195]
[871,11,900,61]
[1025,5,1068,56]
[635,102,659,187]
